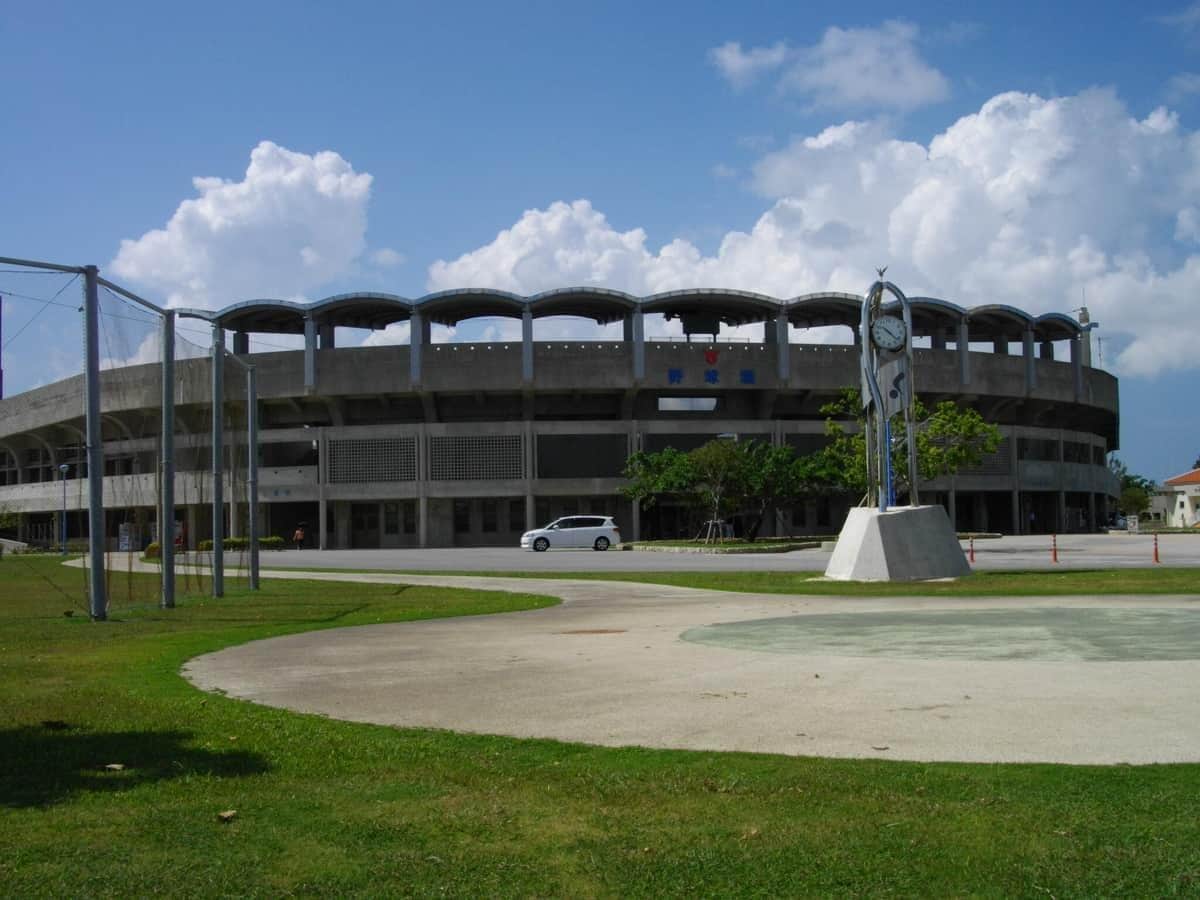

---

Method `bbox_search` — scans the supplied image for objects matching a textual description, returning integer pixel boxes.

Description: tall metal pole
[160,311,176,608]
[211,324,224,598]
[82,266,107,619]
[246,365,260,589]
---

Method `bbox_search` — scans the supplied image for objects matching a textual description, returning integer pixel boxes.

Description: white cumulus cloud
[711,22,949,112]
[111,141,373,309]
[428,88,1200,377]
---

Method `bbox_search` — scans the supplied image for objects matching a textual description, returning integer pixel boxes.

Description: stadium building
[0,288,1119,549]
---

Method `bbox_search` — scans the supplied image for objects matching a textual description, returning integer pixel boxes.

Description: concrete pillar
[948,485,957,531]
[1023,328,1037,392]
[227,472,238,539]
[524,421,536,533]
[1057,491,1066,533]
[409,311,424,386]
[1070,335,1083,400]
[1011,488,1021,535]
[1040,340,1055,360]
[993,336,1009,355]
[334,501,350,548]
[317,428,328,550]
[521,309,533,383]
[931,330,946,350]
[232,331,249,355]
[852,325,863,347]
[418,495,429,548]
[303,315,316,392]
[318,323,335,349]
[185,504,198,550]
[1088,492,1096,533]
[775,314,790,382]
[631,309,645,381]
[958,320,971,385]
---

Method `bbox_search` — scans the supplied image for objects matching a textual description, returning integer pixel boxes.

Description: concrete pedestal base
[825,505,969,582]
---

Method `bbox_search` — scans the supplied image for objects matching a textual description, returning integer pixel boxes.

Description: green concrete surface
[682,606,1200,662]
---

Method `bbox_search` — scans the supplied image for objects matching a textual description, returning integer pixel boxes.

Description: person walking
[292,525,305,550]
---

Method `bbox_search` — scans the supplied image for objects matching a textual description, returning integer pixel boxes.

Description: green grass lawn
[3,556,1200,896]
[283,566,1200,598]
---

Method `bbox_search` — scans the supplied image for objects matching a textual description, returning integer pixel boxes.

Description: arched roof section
[965,304,1034,340]
[528,287,637,324]
[887,296,966,336]
[310,292,412,330]
[1033,312,1082,342]
[210,299,308,334]
[785,293,862,329]
[641,290,781,333]
[415,289,526,326]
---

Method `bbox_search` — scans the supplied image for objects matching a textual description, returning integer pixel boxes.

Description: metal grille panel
[430,434,523,481]
[329,437,416,483]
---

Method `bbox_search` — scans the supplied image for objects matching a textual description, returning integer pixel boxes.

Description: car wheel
[533,537,549,552]
[593,536,610,551]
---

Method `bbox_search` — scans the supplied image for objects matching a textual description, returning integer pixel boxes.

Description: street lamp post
[58,463,69,554]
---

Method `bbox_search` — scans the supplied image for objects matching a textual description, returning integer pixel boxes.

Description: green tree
[1109,457,1154,517]
[687,438,747,541]
[817,389,1002,500]
[621,447,697,513]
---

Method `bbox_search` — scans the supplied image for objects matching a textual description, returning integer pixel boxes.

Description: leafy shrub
[144,542,160,559]
[196,536,286,552]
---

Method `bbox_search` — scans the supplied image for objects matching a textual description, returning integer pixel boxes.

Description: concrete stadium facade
[0,288,1119,549]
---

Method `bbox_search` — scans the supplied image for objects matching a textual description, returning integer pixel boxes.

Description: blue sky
[3,1,1199,480]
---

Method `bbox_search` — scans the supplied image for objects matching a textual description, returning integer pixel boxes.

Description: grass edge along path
[3,556,1200,896]
[258,565,1200,598]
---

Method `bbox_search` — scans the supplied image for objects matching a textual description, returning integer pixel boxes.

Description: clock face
[871,316,907,351]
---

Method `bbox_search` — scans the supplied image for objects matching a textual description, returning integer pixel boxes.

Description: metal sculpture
[859,269,920,511]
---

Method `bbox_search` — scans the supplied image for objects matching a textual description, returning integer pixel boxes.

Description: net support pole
[246,365,260,590]
[211,324,224,598]
[160,311,175,608]
[83,265,107,619]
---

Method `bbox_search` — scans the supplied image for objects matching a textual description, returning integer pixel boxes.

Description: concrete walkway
[173,563,1200,766]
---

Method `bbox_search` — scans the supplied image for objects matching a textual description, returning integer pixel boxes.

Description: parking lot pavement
[256,533,1200,573]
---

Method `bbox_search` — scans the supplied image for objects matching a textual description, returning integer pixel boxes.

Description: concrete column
[775,314,790,382]
[1057,491,1066,533]
[232,331,249,355]
[1011,488,1021,535]
[521,309,533,383]
[227,471,238,539]
[317,428,328,550]
[958,320,971,385]
[1040,340,1055,360]
[631,309,645,381]
[416,424,429,548]
[931,330,946,350]
[318,323,335,349]
[334,501,350,548]
[185,504,198,550]
[524,421,535,532]
[1070,335,1083,400]
[409,311,424,386]
[948,484,957,531]
[628,422,641,542]
[1080,326,1093,368]
[993,336,1009,355]
[1023,328,1036,392]
[303,315,316,392]
[1088,492,1096,532]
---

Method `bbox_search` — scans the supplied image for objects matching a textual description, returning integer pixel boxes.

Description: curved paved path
[178,567,1200,765]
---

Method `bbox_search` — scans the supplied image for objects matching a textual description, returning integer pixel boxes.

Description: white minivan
[520,516,621,551]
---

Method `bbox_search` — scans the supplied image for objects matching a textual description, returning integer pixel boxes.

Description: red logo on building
[704,349,719,365]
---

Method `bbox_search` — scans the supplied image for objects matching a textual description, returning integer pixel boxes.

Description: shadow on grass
[0,724,270,808]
